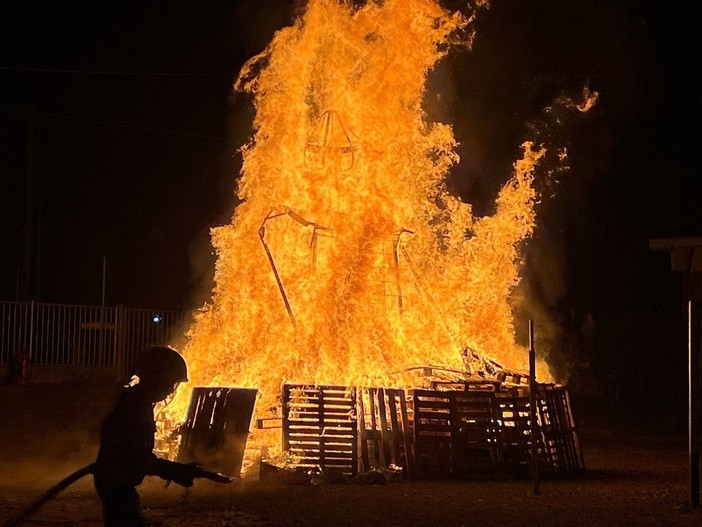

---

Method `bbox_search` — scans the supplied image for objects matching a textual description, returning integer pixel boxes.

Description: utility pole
[21,106,35,301]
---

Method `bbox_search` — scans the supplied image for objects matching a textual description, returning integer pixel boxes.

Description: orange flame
[171,0,551,421]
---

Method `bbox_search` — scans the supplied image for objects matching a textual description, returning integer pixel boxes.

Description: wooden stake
[529,319,541,495]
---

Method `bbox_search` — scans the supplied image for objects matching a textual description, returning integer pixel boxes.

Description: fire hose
[1,463,235,527]
[1,463,95,527]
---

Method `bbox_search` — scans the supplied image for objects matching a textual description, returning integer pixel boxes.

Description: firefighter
[93,346,210,526]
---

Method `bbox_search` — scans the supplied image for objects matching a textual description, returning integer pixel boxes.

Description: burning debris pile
[161,0,596,466]
[164,379,584,482]
[173,0,543,417]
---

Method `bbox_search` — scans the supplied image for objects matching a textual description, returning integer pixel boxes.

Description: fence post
[115,304,126,384]
[28,300,35,362]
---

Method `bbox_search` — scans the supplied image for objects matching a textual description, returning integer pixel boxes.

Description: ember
[164,0,595,460]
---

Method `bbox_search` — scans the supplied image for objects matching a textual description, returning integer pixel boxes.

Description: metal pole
[115,304,126,383]
[529,319,541,495]
[99,257,107,365]
[28,300,34,363]
[101,256,107,308]
[689,300,701,507]
[21,107,34,301]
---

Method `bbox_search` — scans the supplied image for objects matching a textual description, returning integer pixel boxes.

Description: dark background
[1,1,699,424]
[0,0,294,310]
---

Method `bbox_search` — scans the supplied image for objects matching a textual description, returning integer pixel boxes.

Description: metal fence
[0,301,187,382]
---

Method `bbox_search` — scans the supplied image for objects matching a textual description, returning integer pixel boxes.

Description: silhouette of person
[93,346,206,526]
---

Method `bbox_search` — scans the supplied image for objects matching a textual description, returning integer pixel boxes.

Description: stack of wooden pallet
[274,381,584,479]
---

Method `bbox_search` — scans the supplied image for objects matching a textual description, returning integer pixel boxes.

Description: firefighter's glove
[157,460,196,488]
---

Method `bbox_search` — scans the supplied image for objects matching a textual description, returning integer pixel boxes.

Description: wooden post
[690,300,701,507]
[529,319,541,495]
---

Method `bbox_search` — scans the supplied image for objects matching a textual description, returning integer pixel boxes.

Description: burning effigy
[162,0,595,475]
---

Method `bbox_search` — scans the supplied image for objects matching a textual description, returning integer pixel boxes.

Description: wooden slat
[386,391,402,465]
[357,387,371,470]
[377,389,390,466]
[399,391,413,477]
[289,450,356,458]
[287,428,355,435]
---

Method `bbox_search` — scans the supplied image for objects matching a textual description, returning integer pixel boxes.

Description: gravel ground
[1,382,701,526]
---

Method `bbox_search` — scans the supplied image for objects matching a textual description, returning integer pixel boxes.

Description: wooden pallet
[493,385,586,477]
[410,389,453,477]
[282,384,358,476]
[357,387,412,475]
[177,386,258,477]
[536,384,585,474]
[493,389,538,476]
[451,390,504,476]
[411,389,506,477]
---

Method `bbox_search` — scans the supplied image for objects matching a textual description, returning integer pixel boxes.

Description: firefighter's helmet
[133,346,188,384]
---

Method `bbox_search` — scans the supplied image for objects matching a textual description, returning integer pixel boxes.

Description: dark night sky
[1,0,294,309]
[0,0,700,401]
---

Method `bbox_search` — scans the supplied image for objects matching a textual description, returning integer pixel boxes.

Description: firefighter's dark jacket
[93,386,182,486]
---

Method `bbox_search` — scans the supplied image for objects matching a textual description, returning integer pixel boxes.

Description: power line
[38,111,226,141]
[1,108,227,141]
[0,66,231,77]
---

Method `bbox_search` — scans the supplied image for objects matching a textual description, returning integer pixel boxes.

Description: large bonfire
[170,0,561,422]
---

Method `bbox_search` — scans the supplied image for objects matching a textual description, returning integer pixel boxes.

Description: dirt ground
[1,382,701,527]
